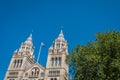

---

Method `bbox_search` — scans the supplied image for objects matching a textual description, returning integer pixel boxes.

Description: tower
[4,30,69,80]
[4,34,35,80]
[45,30,69,80]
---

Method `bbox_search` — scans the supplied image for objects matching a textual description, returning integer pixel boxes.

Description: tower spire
[18,33,34,56]
[57,29,65,41]
[25,33,33,45]
[45,29,69,80]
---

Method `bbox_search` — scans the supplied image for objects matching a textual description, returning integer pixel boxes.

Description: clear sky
[0,0,120,79]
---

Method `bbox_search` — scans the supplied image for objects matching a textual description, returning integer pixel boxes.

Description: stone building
[4,30,69,80]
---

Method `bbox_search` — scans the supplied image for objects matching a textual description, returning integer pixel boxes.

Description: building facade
[4,30,69,80]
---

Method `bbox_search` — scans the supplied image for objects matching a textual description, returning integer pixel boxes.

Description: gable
[22,62,45,79]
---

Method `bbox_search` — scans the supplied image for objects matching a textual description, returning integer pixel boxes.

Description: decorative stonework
[4,30,69,80]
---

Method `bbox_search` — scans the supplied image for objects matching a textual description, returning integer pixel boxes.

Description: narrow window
[55,57,57,66]
[16,60,19,68]
[51,78,53,80]
[56,44,60,49]
[51,58,54,66]
[19,59,22,67]
[59,57,61,66]
[57,71,60,75]
[13,60,16,68]
[31,67,39,76]
[54,78,57,80]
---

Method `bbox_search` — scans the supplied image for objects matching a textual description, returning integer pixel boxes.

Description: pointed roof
[59,30,64,37]
[24,34,33,45]
[25,62,45,72]
[56,30,65,41]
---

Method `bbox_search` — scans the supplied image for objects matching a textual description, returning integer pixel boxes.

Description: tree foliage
[66,31,120,80]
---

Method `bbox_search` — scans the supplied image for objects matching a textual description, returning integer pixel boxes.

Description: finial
[28,33,32,41]
[59,27,64,37]
[24,33,33,45]
[56,26,65,41]
[60,26,63,31]
[30,33,32,37]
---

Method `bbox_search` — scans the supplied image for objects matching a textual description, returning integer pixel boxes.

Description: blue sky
[0,0,120,79]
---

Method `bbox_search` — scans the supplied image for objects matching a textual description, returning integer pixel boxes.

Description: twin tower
[4,30,69,80]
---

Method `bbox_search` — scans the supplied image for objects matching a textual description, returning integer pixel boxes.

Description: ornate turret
[57,30,65,40]
[45,30,69,80]
[4,30,69,80]
[4,34,35,80]
[24,34,33,45]
[18,34,34,56]
[49,30,68,54]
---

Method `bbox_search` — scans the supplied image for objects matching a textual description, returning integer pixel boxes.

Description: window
[31,67,40,76]
[49,70,60,76]
[16,60,19,68]
[51,78,53,80]
[54,78,57,80]
[55,57,57,66]
[22,47,25,49]
[13,60,16,68]
[57,71,60,75]
[22,79,28,80]
[25,73,28,77]
[56,44,60,49]
[20,59,23,67]
[49,71,52,75]
[9,79,15,80]
[57,49,59,53]
[13,59,23,68]
[26,47,30,50]
[50,78,57,80]
[58,57,61,66]
[51,58,54,66]
[51,57,61,66]
[9,72,18,75]
[41,72,44,77]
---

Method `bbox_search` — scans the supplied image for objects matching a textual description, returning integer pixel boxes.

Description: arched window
[51,78,53,80]
[51,58,54,66]
[54,78,57,80]
[13,60,16,68]
[20,59,23,67]
[57,71,60,75]
[56,44,60,49]
[17,60,19,68]
[55,57,57,66]
[58,57,61,66]
[31,67,40,76]
[50,78,57,80]
[25,73,28,77]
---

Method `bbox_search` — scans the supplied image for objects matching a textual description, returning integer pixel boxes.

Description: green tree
[66,31,120,80]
